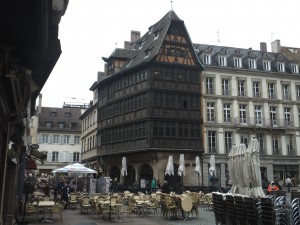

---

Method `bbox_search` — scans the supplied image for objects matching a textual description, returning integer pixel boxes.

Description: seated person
[268,181,279,193]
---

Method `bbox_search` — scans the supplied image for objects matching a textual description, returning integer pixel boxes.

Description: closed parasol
[165,156,174,176]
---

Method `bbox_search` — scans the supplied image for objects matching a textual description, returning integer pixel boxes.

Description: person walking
[151,178,157,193]
[286,177,292,193]
[61,182,69,209]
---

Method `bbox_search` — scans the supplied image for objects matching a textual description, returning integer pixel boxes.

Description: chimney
[260,42,267,52]
[131,30,140,42]
[124,41,131,49]
[271,39,281,53]
[38,94,42,113]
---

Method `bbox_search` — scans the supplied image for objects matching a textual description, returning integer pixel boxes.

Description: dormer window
[203,54,211,64]
[148,26,153,34]
[144,49,150,58]
[277,62,285,72]
[138,41,144,49]
[218,55,227,66]
[51,112,56,117]
[291,64,299,74]
[65,112,70,118]
[234,57,242,68]
[154,31,159,40]
[248,59,257,69]
[263,60,271,71]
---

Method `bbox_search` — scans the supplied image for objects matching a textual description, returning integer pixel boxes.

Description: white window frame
[224,131,233,153]
[239,104,247,123]
[207,102,215,122]
[234,57,242,68]
[238,80,246,97]
[282,84,290,100]
[263,60,271,71]
[291,64,299,74]
[74,136,80,144]
[223,103,231,122]
[296,86,300,101]
[277,62,285,72]
[218,55,227,66]
[249,59,257,69]
[287,134,294,154]
[52,152,59,162]
[270,106,277,126]
[256,133,264,154]
[272,135,280,154]
[222,79,230,95]
[240,133,249,147]
[206,77,214,94]
[73,152,80,162]
[208,131,217,153]
[63,135,70,144]
[254,105,262,125]
[253,81,261,98]
[284,107,291,125]
[203,54,211,64]
[42,134,49,143]
[53,135,60,144]
[268,83,276,99]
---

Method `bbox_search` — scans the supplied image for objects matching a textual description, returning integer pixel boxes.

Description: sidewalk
[26,207,215,225]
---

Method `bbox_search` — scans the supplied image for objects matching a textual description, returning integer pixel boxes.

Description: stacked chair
[225,194,236,225]
[291,198,300,225]
[274,196,291,225]
[243,196,260,225]
[234,195,247,225]
[260,197,275,225]
[212,192,227,225]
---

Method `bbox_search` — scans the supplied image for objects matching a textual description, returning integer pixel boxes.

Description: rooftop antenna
[170,0,173,10]
[115,43,117,49]
[217,30,221,45]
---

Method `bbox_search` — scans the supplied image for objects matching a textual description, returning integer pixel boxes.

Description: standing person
[151,178,157,193]
[286,177,292,193]
[156,179,161,190]
[61,182,69,209]
[162,181,171,194]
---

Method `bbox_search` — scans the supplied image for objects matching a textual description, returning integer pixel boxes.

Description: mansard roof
[195,43,299,73]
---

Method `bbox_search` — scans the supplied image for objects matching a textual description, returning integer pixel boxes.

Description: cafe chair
[118,204,133,222]
[81,196,91,214]
[25,203,38,223]
[69,193,78,209]
[48,203,63,222]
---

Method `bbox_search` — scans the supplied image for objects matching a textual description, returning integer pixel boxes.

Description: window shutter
[38,135,42,144]
[60,135,64,144]
[70,135,74,145]
[67,152,72,162]
[47,151,52,162]
[58,152,64,162]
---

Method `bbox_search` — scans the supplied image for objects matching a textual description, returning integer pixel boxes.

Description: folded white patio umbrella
[165,156,174,176]
[121,157,127,176]
[178,154,185,176]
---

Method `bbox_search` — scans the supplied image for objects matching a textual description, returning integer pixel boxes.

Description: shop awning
[26,158,37,170]
[30,149,47,161]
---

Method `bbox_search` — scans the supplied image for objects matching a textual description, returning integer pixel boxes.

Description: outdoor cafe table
[97,201,123,222]
[135,200,150,216]
[38,201,55,223]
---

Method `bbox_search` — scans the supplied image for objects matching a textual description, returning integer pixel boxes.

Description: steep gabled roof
[102,10,202,78]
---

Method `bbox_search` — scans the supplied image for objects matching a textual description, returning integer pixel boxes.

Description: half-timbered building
[95,11,204,190]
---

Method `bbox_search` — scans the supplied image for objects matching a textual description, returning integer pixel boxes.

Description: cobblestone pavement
[26,207,215,225]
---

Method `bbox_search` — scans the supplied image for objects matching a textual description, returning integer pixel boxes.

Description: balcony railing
[233,117,294,128]
[222,89,231,96]
[282,94,290,100]
[273,149,281,155]
[268,93,277,99]
[238,91,246,97]
[207,117,216,123]
[206,88,214,94]
[253,92,261,98]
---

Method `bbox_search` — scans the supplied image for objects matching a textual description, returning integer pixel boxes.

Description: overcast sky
[41,0,300,107]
